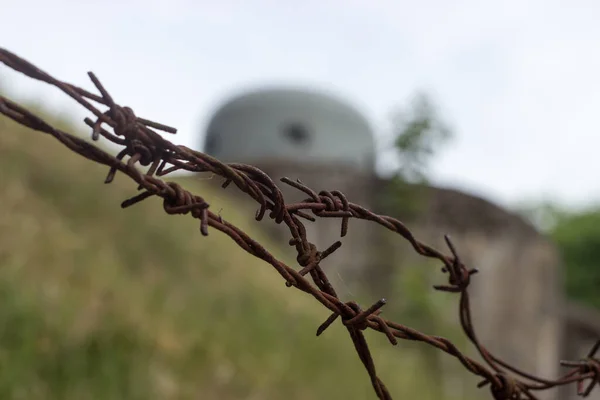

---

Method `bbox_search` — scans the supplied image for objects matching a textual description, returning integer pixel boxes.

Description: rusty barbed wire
[0,47,598,400]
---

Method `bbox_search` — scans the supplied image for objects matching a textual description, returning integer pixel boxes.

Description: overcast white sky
[2,0,600,211]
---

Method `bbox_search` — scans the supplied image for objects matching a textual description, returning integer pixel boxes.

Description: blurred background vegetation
[381,91,454,218]
[2,84,598,399]
[0,94,478,399]
[390,90,600,313]
[518,201,600,310]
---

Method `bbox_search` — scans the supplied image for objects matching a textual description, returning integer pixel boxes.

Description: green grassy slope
[0,108,470,399]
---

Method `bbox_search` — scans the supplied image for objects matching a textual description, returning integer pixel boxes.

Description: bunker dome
[201,87,376,173]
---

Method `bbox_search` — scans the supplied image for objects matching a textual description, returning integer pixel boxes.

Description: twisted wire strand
[1,47,597,400]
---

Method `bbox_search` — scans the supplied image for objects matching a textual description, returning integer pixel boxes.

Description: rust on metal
[0,47,598,400]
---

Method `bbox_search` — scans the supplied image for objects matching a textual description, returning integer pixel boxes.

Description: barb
[0,47,597,400]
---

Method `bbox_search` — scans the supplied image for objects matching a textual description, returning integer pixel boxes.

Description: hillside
[0,106,470,400]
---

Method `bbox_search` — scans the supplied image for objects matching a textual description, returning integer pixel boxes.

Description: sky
[2,0,600,211]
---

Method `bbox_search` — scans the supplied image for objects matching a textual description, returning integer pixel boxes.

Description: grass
[0,101,476,399]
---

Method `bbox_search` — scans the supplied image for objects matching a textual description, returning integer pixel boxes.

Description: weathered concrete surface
[202,163,598,399]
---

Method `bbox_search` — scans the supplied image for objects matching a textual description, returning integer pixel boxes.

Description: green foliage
[381,92,454,220]
[516,199,600,310]
[391,91,453,183]
[514,200,566,233]
[0,103,472,399]
[377,175,428,219]
[549,208,600,310]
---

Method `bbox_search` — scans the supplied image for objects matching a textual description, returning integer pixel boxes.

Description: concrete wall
[203,161,597,399]
[369,181,565,399]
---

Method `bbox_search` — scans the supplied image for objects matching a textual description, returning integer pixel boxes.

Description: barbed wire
[0,47,597,400]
